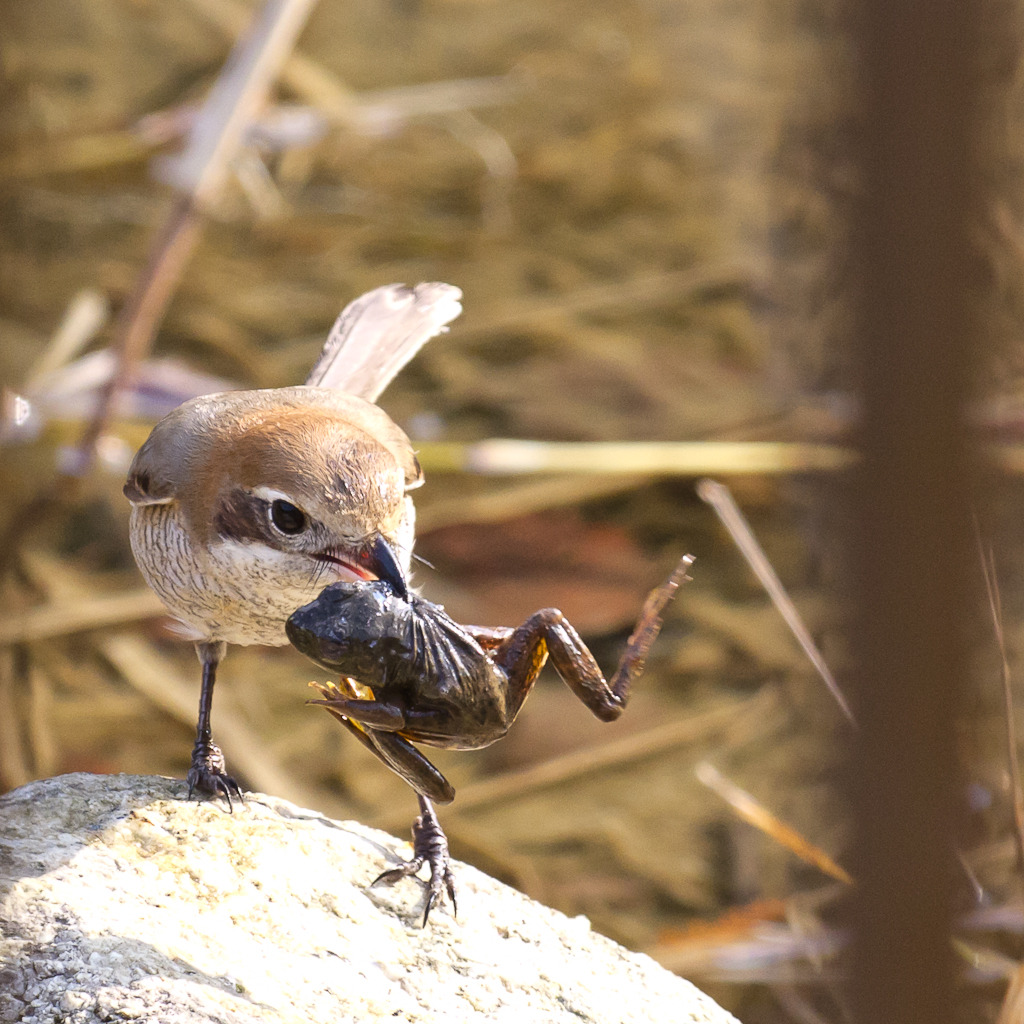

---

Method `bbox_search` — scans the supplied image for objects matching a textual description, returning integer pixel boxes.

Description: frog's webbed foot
[373,795,456,925]
[187,739,243,811]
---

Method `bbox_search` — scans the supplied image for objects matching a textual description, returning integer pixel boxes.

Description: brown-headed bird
[123,283,461,803]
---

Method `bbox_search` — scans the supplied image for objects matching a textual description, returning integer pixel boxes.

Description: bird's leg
[188,640,242,809]
[311,681,456,923]
[373,794,456,926]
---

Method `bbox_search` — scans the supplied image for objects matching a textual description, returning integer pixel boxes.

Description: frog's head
[286,579,413,679]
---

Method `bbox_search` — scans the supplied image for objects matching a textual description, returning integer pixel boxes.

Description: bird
[123,282,462,805]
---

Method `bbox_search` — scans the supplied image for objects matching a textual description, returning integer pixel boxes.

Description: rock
[0,773,738,1024]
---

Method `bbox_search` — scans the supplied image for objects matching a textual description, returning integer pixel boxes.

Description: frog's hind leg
[309,683,475,747]
[311,681,455,804]
[491,553,694,723]
[308,693,406,730]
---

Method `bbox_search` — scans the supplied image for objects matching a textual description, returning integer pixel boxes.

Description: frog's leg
[460,624,514,651]
[311,682,455,804]
[490,553,694,722]
[308,683,470,741]
[308,692,406,729]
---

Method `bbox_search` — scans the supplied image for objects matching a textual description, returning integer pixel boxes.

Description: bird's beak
[359,535,409,601]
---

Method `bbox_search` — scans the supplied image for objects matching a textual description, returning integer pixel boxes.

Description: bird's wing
[305,283,462,400]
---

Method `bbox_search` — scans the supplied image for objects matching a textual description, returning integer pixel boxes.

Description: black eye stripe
[214,489,310,546]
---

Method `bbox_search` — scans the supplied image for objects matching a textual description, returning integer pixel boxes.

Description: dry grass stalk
[684,593,832,673]
[998,960,1024,1024]
[155,0,323,201]
[0,649,31,789]
[25,289,109,388]
[0,589,168,646]
[975,525,1024,875]
[697,478,855,724]
[418,440,852,476]
[180,0,359,124]
[27,663,58,779]
[695,761,852,885]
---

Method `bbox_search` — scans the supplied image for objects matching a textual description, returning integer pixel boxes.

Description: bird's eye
[270,499,308,535]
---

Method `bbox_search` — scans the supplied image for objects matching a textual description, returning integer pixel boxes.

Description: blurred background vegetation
[5,1,1024,1021]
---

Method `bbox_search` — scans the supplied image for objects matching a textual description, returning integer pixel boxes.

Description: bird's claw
[372,798,456,925]
[187,741,243,811]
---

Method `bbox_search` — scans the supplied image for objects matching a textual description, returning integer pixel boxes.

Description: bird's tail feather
[305,283,462,400]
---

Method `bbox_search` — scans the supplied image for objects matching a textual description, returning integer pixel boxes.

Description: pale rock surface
[0,773,738,1024]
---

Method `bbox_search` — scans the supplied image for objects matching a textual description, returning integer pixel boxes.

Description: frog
[285,552,694,924]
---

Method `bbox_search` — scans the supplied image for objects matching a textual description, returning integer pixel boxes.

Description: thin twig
[974,517,1024,873]
[697,478,856,725]
[73,195,203,467]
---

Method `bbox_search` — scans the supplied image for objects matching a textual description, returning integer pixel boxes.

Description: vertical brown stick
[847,1,979,1022]
[74,195,202,465]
